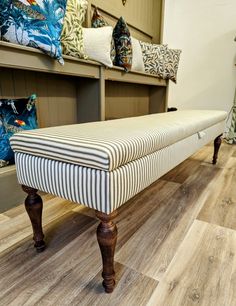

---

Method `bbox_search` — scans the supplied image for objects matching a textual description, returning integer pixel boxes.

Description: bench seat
[11,110,226,171]
[11,110,226,214]
[10,109,227,293]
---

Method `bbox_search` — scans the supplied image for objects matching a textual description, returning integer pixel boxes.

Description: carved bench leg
[212,134,223,165]
[95,210,118,293]
[22,185,46,252]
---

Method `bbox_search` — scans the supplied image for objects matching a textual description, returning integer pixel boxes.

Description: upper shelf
[0,41,100,79]
[0,41,167,86]
[104,66,167,86]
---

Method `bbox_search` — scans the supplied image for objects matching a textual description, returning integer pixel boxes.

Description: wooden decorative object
[22,185,46,252]
[95,210,118,293]
[212,134,222,164]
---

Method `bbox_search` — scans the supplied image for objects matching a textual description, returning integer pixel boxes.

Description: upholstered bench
[10,110,227,293]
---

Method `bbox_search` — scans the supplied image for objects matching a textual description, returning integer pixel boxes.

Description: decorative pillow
[164,48,182,83]
[140,41,168,78]
[83,27,113,67]
[0,94,38,168]
[113,17,132,72]
[91,7,116,63]
[61,0,88,59]
[131,37,145,72]
[1,0,67,64]
[91,6,107,27]
[0,0,11,36]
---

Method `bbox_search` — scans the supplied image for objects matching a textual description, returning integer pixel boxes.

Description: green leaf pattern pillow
[140,41,168,78]
[61,0,88,59]
[164,48,182,83]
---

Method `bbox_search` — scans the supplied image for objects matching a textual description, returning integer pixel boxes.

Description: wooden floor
[0,142,235,306]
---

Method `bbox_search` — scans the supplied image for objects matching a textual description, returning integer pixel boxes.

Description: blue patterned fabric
[0,0,11,32]
[0,0,67,64]
[0,94,38,168]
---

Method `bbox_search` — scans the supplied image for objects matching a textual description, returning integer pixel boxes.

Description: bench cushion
[14,120,225,213]
[10,110,227,171]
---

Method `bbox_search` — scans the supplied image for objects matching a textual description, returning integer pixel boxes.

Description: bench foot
[212,134,222,164]
[22,185,46,252]
[95,210,118,293]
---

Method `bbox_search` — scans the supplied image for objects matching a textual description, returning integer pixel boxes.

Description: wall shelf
[104,66,167,87]
[0,41,167,87]
[0,41,168,124]
[0,41,100,79]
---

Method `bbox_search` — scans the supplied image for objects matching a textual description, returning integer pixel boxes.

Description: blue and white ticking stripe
[15,121,224,214]
[11,110,227,171]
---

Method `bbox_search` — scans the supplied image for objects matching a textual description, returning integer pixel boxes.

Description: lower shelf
[0,165,25,213]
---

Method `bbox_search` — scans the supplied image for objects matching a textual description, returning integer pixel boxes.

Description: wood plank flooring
[198,157,236,230]
[0,142,235,305]
[147,220,236,306]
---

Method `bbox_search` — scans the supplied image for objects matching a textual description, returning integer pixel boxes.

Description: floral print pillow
[0,94,38,168]
[0,0,67,64]
[113,17,132,72]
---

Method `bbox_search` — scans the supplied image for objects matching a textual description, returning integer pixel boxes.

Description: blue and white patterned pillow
[0,94,38,168]
[0,0,67,64]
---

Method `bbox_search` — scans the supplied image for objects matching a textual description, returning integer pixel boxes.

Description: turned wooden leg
[95,210,118,293]
[22,185,46,252]
[212,134,222,165]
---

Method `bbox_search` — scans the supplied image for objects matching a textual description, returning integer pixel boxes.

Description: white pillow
[131,37,145,72]
[83,26,113,67]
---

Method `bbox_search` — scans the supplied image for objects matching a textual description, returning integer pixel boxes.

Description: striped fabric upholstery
[14,121,224,214]
[10,110,227,171]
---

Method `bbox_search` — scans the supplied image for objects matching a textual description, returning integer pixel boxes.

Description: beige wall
[163,0,236,113]
[89,0,162,42]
